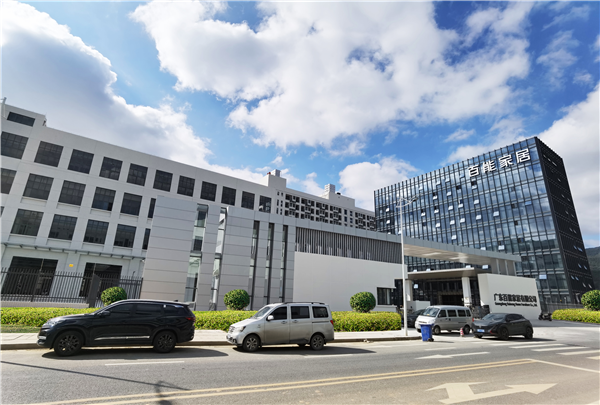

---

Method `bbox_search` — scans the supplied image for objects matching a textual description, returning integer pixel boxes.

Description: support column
[406,279,414,301]
[462,276,472,307]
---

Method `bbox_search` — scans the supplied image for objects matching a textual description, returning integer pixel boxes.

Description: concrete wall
[293,252,399,312]
[478,273,541,320]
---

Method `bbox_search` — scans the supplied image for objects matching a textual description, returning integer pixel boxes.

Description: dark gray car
[473,313,533,340]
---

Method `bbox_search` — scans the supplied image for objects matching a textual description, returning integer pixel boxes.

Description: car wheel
[416,328,421,333]
[474,334,482,339]
[463,325,471,335]
[524,327,534,340]
[242,334,260,352]
[498,327,510,340]
[310,334,325,351]
[53,331,84,357]
[432,325,441,335]
[153,331,176,353]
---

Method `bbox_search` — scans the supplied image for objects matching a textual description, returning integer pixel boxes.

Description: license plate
[477,329,484,333]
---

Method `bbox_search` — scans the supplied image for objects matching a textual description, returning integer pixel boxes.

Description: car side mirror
[267,315,274,321]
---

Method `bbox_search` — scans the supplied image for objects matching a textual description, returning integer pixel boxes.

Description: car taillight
[330,320,335,325]
[186,316,195,322]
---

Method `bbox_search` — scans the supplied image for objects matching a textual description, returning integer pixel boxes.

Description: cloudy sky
[2,1,599,246]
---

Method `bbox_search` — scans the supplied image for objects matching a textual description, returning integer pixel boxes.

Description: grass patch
[1,324,40,333]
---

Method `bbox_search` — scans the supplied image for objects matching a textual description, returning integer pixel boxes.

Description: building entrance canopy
[406,267,491,280]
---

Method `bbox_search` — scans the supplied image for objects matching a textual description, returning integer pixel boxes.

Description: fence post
[30,271,42,302]
[87,274,101,308]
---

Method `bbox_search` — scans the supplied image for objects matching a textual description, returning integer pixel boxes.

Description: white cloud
[573,71,593,86]
[544,4,590,30]
[133,1,533,154]
[537,31,579,88]
[537,85,600,247]
[444,129,475,143]
[271,156,284,167]
[2,0,266,184]
[338,156,419,210]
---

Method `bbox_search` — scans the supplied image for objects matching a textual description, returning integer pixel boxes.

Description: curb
[1,336,422,351]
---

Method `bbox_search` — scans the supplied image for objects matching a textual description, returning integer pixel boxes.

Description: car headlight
[42,319,65,328]
[234,326,246,332]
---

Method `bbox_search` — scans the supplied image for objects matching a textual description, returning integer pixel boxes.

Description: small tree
[224,289,250,310]
[581,290,600,311]
[350,292,376,313]
[101,286,127,306]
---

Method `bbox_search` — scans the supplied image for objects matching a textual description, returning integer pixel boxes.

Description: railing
[0,268,143,307]
[540,302,583,314]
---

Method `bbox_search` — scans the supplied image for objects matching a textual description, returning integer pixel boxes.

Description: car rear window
[291,306,310,319]
[466,309,472,317]
[164,305,187,315]
[457,310,467,317]
[312,306,329,318]
[135,303,162,316]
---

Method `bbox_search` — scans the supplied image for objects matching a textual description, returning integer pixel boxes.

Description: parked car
[37,299,196,356]
[401,308,425,328]
[226,302,335,352]
[473,313,533,340]
[415,305,473,335]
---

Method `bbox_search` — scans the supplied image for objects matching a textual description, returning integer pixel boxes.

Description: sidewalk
[0,329,422,351]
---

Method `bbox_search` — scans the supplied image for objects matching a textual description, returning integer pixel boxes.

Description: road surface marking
[425,347,458,351]
[558,350,600,356]
[588,356,600,360]
[532,347,581,352]
[532,359,600,373]
[105,361,185,366]
[31,359,533,405]
[557,349,600,356]
[492,341,550,346]
[416,352,488,359]
[510,343,564,349]
[428,382,555,404]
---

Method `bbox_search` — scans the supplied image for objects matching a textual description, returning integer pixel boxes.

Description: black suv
[37,299,196,356]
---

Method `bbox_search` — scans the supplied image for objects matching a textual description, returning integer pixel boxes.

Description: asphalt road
[2,321,599,405]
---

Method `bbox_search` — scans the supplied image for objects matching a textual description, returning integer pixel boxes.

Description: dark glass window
[200,181,217,201]
[23,174,53,200]
[1,132,28,159]
[153,170,172,191]
[92,187,115,211]
[83,220,109,244]
[127,164,148,186]
[148,198,156,218]
[114,224,136,248]
[291,306,310,319]
[1,168,16,194]
[221,186,236,205]
[259,196,272,213]
[120,193,142,216]
[241,191,255,209]
[48,215,77,240]
[11,209,43,236]
[312,306,329,318]
[270,306,288,320]
[177,176,195,197]
[99,157,122,180]
[142,228,151,250]
[135,303,162,316]
[108,303,133,318]
[7,112,35,126]
[58,181,85,206]
[34,141,63,167]
[68,150,94,174]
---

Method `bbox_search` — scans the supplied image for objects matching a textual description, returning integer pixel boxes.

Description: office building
[375,137,595,306]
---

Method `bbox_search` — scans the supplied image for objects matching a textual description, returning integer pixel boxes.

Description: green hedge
[552,308,600,324]
[0,307,403,332]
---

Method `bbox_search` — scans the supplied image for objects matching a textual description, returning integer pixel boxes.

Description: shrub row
[1,307,403,332]
[551,308,600,324]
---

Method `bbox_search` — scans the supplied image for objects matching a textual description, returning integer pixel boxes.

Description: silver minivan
[415,305,473,335]
[226,302,335,352]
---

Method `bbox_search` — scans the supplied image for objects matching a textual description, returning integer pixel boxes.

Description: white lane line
[303,354,354,359]
[588,356,600,360]
[532,347,581,352]
[425,347,457,351]
[510,343,565,349]
[492,341,550,346]
[559,350,600,356]
[106,361,185,366]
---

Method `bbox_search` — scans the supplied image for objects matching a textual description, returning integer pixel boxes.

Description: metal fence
[540,302,583,314]
[0,268,143,307]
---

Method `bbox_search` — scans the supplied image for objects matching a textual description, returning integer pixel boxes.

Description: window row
[10,209,151,249]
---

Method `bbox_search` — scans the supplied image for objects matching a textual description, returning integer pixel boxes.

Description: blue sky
[2,1,599,246]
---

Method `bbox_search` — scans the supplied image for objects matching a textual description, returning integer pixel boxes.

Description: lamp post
[396,195,419,337]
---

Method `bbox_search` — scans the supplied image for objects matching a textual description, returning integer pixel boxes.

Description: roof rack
[280,302,326,305]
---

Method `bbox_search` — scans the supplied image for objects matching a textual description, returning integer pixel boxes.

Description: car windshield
[422,307,440,317]
[482,314,506,321]
[252,306,273,319]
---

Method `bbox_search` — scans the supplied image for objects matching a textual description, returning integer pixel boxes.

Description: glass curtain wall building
[375,137,594,305]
